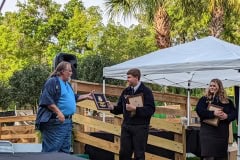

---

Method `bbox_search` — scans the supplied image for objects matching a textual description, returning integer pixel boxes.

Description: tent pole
[102,77,106,122]
[237,86,240,159]
[187,80,191,126]
[103,77,106,94]
[187,89,191,126]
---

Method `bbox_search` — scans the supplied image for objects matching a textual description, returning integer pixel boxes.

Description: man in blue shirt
[36,61,92,153]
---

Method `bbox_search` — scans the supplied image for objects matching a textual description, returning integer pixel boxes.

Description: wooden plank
[2,125,35,132]
[74,131,171,160]
[0,115,36,123]
[145,152,170,160]
[1,134,37,139]
[74,131,119,154]
[148,135,183,154]
[174,125,186,160]
[114,136,120,160]
[74,112,182,135]
[77,100,109,114]
[77,100,123,119]
[73,123,84,154]
[77,100,192,132]
[155,107,198,117]
[229,122,233,144]
[71,80,125,97]
[71,80,199,105]
[150,118,183,134]
[73,114,121,136]
[156,107,185,116]
[74,114,183,153]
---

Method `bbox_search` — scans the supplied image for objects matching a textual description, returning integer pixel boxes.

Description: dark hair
[127,68,141,80]
[49,61,71,78]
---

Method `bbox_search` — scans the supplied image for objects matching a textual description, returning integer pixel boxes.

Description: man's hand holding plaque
[126,94,144,117]
[92,93,112,110]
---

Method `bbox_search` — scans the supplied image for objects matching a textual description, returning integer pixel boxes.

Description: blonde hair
[49,61,71,78]
[205,78,229,104]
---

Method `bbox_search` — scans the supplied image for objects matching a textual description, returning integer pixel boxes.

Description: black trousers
[119,124,149,160]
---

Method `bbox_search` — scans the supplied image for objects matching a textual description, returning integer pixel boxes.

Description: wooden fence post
[174,126,186,160]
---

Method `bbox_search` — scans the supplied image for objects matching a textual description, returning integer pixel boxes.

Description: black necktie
[131,87,134,95]
[130,87,135,117]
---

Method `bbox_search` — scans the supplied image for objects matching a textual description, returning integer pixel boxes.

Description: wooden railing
[73,100,185,160]
[0,80,200,159]
[0,115,39,143]
[71,80,200,160]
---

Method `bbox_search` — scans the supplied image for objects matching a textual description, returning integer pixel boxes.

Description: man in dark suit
[108,68,155,160]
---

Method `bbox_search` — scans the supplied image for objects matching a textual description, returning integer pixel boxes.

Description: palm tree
[104,0,171,49]
[182,0,240,38]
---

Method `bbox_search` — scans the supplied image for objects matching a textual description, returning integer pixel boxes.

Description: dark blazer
[196,96,236,157]
[111,82,155,125]
[196,96,236,123]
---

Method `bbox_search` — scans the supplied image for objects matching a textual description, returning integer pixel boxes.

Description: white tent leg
[103,78,105,94]
[237,87,240,159]
[102,78,106,122]
[187,89,191,126]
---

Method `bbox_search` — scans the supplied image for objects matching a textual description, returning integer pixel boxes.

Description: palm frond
[104,0,134,21]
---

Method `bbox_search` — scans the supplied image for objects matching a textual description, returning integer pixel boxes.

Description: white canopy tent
[103,36,240,89]
[103,36,240,123]
[103,36,240,157]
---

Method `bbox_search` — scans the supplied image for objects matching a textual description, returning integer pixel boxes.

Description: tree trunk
[210,6,224,38]
[154,7,171,49]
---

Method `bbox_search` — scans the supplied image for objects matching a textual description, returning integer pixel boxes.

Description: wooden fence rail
[0,80,199,159]
[0,115,38,143]
[73,100,186,160]
[71,80,199,160]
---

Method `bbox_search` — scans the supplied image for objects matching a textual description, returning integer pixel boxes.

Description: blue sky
[1,0,137,27]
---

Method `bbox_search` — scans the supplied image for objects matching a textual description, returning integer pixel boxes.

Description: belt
[64,115,72,119]
[50,114,72,119]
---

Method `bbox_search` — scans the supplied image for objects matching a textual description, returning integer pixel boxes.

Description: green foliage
[78,53,115,83]
[15,0,65,63]
[168,1,209,44]
[62,0,85,19]
[179,0,240,40]
[0,23,26,81]
[0,81,12,110]
[9,64,50,108]
[222,13,240,44]
[98,23,157,62]
[58,6,103,54]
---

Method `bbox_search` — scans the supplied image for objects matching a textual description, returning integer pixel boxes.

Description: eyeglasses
[64,69,72,72]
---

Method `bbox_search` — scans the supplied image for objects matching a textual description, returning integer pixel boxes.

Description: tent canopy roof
[103,36,240,89]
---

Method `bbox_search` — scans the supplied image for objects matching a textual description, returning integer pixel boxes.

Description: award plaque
[92,93,111,110]
[126,94,144,117]
[127,93,144,108]
[203,104,223,127]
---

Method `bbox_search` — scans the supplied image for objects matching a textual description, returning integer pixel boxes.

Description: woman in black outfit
[196,79,236,160]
